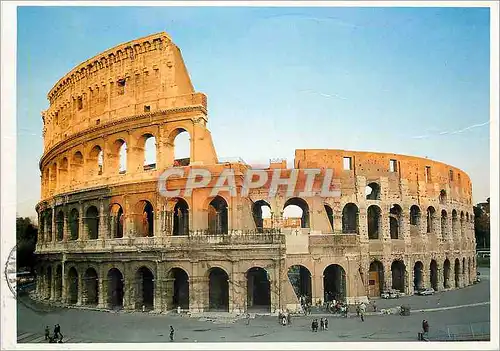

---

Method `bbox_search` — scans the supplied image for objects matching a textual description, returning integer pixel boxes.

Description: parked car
[381,289,401,299]
[416,288,435,296]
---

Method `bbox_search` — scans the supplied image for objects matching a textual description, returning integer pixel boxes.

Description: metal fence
[430,322,490,341]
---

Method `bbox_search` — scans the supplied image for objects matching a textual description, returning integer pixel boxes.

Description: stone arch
[391,260,406,292]
[443,258,451,288]
[452,210,458,236]
[135,200,154,237]
[69,208,79,240]
[44,208,53,242]
[389,204,402,239]
[430,260,438,291]
[342,203,359,234]
[85,206,99,240]
[439,189,447,204]
[324,203,334,232]
[454,258,460,288]
[252,200,272,232]
[46,265,53,300]
[367,205,381,239]
[283,197,310,228]
[59,157,69,189]
[287,264,312,302]
[71,151,84,183]
[246,267,271,312]
[460,211,465,236]
[109,203,124,238]
[140,133,157,171]
[208,196,228,234]
[55,265,63,300]
[168,128,191,167]
[323,264,347,302]
[410,205,421,226]
[207,267,229,311]
[413,261,424,291]
[135,266,155,310]
[172,198,189,236]
[83,267,98,305]
[88,145,103,177]
[167,267,189,310]
[368,260,384,297]
[426,206,436,233]
[67,266,78,305]
[56,209,64,241]
[441,210,448,237]
[365,182,381,200]
[107,268,124,309]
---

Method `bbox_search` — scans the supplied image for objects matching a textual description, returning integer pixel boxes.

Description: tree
[16,217,38,273]
[474,198,490,249]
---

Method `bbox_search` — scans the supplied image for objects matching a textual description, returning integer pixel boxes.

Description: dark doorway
[208,268,229,311]
[86,206,99,239]
[391,260,405,292]
[246,267,271,312]
[454,258,460,288]
[56,210,64,241]
[67,267,78,304]
[342,203,358,234]
[55,265,63,300]
[46,266,52,300]
[430,260,438,291]
[173,199,189,236]
[367,205,381,239]
[368,261,384,297]
[323,264,347,302]
[107,268,124,309]
[69,208,79,240]
[170,268,189,310]
[443,259,450,289]
[208,197,228,234]
[83,268,98,305]
[136,267,154,310]
[287,265,312,302]
[413,261,424,291]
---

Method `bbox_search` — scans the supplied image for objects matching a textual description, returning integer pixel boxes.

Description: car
[416,288,435,296]
[381,289,401,299]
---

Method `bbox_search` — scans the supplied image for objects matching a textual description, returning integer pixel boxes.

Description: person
[422,319,429,339]
[314,319,319,332]
[44,326,50,341]
[287,312,292,326]
[320,318,324,331]
[356,304,360,317]
[281,314,287,326]
[311,319,315,332]
[324,318,329,330]
[360,302,366,322]
[372,301,377,312]
[169,326,174,342]
[246,313,251,325]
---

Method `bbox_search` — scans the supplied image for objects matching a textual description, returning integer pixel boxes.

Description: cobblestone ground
[16,268,490,343]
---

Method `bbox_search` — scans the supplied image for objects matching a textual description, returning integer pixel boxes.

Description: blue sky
[16,6,491,218]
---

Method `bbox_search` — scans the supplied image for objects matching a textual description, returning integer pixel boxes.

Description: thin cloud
[301,89,348,100]
[411,120,490,139]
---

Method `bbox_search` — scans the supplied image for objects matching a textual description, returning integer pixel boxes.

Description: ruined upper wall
[294,149,473,204]
[41,32,198,151]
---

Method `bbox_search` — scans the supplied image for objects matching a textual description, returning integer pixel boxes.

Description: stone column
[50,272,56,301]
[79,202,85,240]
[63,209,69,242]
[231,271,246,314]
[164,278,175,311]
[358,208,368,242]
[384,262,392,290]
[51,206,56,242]
[98,277,107,309]
[61,260,67,304]
[312,274,323,305]
[77,271,84,306]
[99,198,107,239]
[437,267,443,290]
[123,274,135,310]
[37,212,44,243]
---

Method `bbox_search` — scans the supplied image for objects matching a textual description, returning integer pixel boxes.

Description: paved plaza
[16,268,490,343]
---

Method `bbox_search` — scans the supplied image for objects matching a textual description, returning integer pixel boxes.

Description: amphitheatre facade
[34,32,477,314]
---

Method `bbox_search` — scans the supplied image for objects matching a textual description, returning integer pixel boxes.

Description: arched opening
[452,210,458,236]
[71,151,84,183]
[110,204,124,238]
[208,267,229,311]
[410,205,421,234]
[136,200,154,237]
[283,197,310,228]
[391,260,405,293]
[83,268,98,306]
[287,265,312,303]
[85,206,99,240]
[173,198,189,236]
[430,260,438,291]
[441,210,448,237]
[67,267,78,305]
[413,261,424,291]
[454,258,460,288]
[143,134,157,171]
[208,196,228,234]
[168,268,189,310]
[426,206,436,233]
[460,211,465,236]
[323,264,347,302]
[389,204,402,239]
[170,128,191,167]
[117,140,127,174]
[135,267,154,311]
[443,258,451,289]
[368,261,384,297]
[69,208,79,240]
[46,266,52,300]
[56,210,64,241]
[365,182,381,200]
[88,145,103,176]
[367,205,381,239]
[246,267,271,312]
[59,157,69,188]
[107,268,124,309]
[45,209,53,242]
[342,203,359,234]
[252,200,271,232]
[55,265,62,300]
[324,204,334,231]
[439,189,447,204]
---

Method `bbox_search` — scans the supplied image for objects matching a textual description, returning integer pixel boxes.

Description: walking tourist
[287,312,292,326]
[169,326,175,342]
[360,302,366,322]
[324,318,329,330]
[319,318,324,331]
[44,326,50,340]
[422,319,429,340]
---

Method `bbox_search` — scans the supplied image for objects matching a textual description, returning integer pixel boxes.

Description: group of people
[299,295,312,315]
[311,318,329,332]
[44,324,63,343]
[278,310,292,326]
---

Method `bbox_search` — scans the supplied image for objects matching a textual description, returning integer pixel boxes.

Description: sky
[16,5,491,219]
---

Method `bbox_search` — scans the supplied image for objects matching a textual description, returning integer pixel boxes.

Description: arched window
[143,134,157,171]
[88,145,103,176]
[426,206,436,233]
[365,182,381,200]
[169,128,190,167]
[342,203,359,234]
[367,205,381,239]
[283,198,309,228]
[208,196,228,234]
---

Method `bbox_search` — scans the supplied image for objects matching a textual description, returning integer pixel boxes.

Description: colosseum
[34,32,477,314]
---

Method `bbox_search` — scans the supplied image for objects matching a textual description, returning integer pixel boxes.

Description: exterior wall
[35,32,477,314]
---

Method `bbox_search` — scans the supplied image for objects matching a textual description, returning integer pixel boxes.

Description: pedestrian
[311,319,315,332]
[287,312,292,326]
[320,318,324,331]
[356,304,360,317]
[314,319,319,332]
[53,325,58,339]
[246,313,251,325]
[44,326,50,340]
[169,326,175,342]
[372,301,377,312]
[423,320,429,335]
[324,318,328,330]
